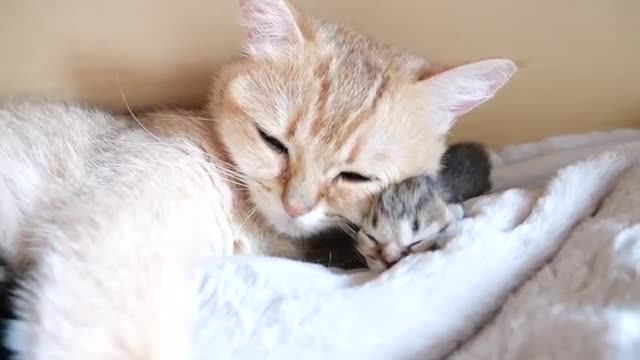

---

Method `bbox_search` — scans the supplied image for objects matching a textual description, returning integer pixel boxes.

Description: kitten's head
[210,0,516,238]
[357,176,464,271]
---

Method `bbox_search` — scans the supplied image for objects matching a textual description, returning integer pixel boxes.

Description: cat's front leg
[7,143,236,360]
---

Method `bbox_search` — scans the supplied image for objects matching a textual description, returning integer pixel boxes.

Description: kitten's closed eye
[408,239,423,249]
[364,232,379,244]
[257,127,288,155]
[408,239,440,252]
[408,224,451,250]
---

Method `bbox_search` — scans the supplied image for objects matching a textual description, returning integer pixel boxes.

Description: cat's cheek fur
[219,121,284,181]
[325,186,377,225]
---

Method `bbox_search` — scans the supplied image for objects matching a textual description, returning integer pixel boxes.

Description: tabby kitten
[0,0,515,357]
[357,142,492,270]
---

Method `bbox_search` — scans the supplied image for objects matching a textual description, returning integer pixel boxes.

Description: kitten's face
[357,191,464,271]
[211,0,516,238]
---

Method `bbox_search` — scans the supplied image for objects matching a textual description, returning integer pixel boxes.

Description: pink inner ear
[436,59,517,119]
[482,61,517,95]
[238,0,303,52]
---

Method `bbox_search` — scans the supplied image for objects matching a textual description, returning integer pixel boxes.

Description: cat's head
[210,0,516,238]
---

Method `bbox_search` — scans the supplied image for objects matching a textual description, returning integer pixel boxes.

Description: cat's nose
[282,199,312,218]
[382,244,403,267]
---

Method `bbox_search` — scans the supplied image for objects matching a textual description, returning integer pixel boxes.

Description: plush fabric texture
[184,130,639,360]
[452,131,640,360]
[6,130,638,359]
[172,133,633,359]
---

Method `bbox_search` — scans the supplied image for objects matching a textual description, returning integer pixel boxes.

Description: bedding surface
[5,129,639,359]
[453,130,640,359]
[183,130,638,359]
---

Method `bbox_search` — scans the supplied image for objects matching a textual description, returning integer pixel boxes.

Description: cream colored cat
[0,0,516,358]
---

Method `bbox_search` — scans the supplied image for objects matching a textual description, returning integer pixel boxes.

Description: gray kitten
[357,142,491,270]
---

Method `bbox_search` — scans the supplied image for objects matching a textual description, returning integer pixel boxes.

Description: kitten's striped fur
[357,142,492,270]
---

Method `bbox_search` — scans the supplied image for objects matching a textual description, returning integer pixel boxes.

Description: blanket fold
[189,132,638,359]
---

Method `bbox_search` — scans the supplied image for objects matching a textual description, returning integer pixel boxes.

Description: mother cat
[0,0,515,358]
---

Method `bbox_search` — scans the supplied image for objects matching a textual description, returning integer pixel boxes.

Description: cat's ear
[420,59,517,132]
[238,0,305,56]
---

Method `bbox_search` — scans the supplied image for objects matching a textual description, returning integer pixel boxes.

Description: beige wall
[1,0,639,147]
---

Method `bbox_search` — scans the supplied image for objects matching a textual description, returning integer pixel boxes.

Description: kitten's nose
[283,199,312,218]
[382,244,403,267]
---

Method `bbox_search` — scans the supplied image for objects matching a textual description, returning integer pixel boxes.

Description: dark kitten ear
[238,0,305,57]
[418,59,517,134]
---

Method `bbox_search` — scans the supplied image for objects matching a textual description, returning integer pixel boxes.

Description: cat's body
[0,0,517,358]
[357,142,492,270]
[0,103,243,358]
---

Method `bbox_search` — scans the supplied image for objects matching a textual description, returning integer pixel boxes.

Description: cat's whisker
[103,137,251,187]
[113,84,251,187]
[151,113,217,122]
[354,249,367,265]
[235,206,258,237]
[116,78,165,145]
[337,223,358,239]
[215,177,250,189]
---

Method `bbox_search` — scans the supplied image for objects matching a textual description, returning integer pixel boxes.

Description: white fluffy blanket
[193,130,640,360]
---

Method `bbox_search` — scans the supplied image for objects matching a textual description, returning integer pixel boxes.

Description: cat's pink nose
[283,199,312,218]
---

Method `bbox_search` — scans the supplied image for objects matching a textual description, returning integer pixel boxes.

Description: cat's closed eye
[257,127,288,155]
[336,172,371,182]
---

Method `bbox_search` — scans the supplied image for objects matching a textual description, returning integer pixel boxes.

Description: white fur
[1,102,629,359]
[186,152,626,359]
[1,102,238,359]
[1,102,635,359]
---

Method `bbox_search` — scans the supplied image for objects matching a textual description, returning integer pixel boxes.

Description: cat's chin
[247,187,333,238]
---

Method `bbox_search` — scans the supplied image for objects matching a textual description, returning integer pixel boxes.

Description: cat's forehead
[225,25,444,177]
[231,24,427,122]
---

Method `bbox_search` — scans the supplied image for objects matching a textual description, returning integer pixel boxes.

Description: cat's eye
[364,233,379,244]
[257,127,288,155]
[336,172,371,182]
[408,239,423,249]
[408,240,439,252]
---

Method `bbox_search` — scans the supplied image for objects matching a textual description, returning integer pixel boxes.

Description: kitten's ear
[421,59,517,132]
[238,0,305,56]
